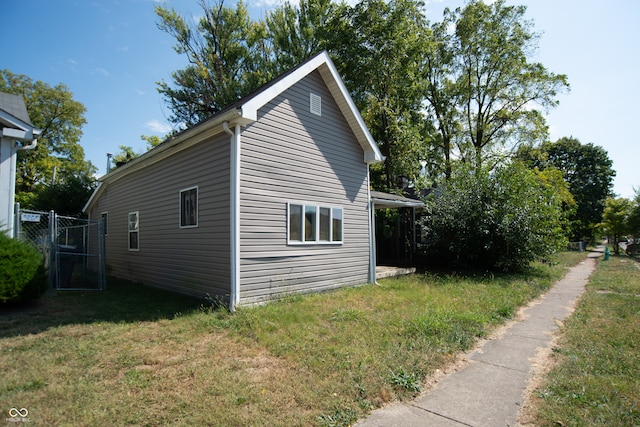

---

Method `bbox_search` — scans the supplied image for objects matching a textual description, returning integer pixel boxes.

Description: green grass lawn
[1,253,585,426]
[524,251,640,427]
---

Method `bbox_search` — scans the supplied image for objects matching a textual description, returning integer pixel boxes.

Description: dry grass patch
[1,254,585,426]
[521,253,640,426]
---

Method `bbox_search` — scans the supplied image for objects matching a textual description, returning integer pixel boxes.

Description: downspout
[223,121,240,312]
[367,167,378,285]
[7,134,38,238]
[15,138,38,152]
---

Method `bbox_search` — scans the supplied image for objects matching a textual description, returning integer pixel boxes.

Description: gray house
[84,51,384,309]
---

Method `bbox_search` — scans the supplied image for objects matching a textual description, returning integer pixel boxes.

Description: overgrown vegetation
[525,252,640,426]
[419,162,567,271]
[0,233,47,304]
[0,253,584,426]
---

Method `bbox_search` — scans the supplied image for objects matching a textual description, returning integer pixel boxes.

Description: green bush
[0,233,48,304]
[419,162,567,271]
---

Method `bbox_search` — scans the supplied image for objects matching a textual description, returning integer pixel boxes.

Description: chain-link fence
[15,206,106,291]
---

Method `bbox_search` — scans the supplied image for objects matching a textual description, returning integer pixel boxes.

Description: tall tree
[421,18,459,182]
[601,197,632,255]
[326,0,431,190]
[449,0,569,171]
[517,137,616,242]
[155,0,270,127]
[0,70,96,211]
[265,0,335,74]
[629,189,640,242]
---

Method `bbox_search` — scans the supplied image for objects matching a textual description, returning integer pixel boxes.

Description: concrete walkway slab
[356,248,602,427]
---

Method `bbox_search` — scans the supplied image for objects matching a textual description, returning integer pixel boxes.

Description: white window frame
[128,211,139,251]
[287,202,343,245]
[179,186,199,228]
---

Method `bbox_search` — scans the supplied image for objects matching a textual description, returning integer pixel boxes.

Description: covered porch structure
[370,191,424,281]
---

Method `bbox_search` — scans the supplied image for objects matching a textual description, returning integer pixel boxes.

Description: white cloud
[95,67,110,77]
[145,119,172,134]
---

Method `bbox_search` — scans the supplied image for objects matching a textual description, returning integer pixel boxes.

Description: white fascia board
[1,127,39,142]
[0,110,40,139]
[82,182,103,213]
[98,108,243,185]
[317,56,384,164]
[240,51,384,164]
[240,52,331,121]
[84,108,246,213]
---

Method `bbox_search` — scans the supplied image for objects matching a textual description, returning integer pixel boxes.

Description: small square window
[180,187,198,228]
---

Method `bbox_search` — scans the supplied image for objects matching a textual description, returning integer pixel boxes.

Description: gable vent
[310,93,322,116]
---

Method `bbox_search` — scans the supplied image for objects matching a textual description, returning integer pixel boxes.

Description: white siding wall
[89,133,232,299]
[239,70,371,304]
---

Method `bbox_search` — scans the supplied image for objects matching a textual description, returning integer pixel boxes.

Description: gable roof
[0,92,34,127]
[0,92,40,142]
[85,51,383,212]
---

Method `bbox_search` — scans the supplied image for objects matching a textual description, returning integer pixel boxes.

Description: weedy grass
[526,252,640,426]
[1,253,583,426]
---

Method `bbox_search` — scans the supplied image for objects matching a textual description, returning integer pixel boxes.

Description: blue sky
[3,0,639,198]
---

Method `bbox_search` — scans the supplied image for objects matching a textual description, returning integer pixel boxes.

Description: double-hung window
[288,203,343,244]
[128,211,139,251]
[180,187,198,228]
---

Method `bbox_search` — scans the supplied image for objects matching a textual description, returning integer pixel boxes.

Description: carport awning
[370,191,424,209]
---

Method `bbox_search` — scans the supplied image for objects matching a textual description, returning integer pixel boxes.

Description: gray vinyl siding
[89,132,231,299]
[239,70,371,304]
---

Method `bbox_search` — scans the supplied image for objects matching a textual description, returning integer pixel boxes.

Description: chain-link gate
[14,206,106,291]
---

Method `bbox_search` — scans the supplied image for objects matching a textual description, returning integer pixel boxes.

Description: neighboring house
[0,92,40,237]
[84,51,384,309]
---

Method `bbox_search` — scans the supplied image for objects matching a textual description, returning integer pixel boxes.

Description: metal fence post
[14,202,20,239]
[48,210,56,294]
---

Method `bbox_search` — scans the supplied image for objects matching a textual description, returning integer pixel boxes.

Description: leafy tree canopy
[516,136,615,242]
[155,0,272,127]
[447,0,569,171]
[155,0,569,193]
[1,70,96,215]
[601,197,632,255]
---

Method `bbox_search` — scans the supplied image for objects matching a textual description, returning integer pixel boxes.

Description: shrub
[419,162,567,271]
[0,232,48,304]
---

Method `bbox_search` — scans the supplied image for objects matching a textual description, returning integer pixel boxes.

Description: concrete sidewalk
[355,247,603,427]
